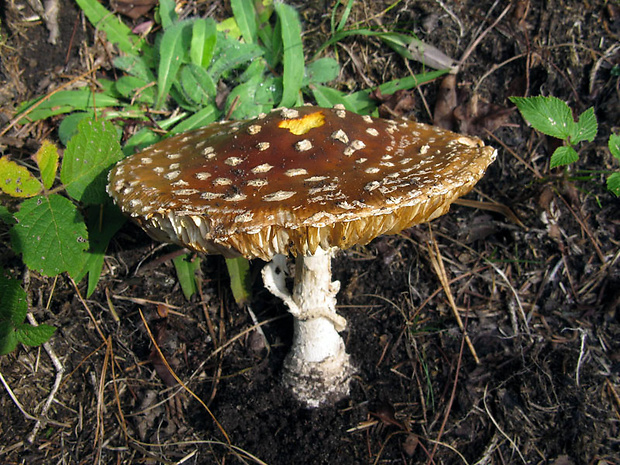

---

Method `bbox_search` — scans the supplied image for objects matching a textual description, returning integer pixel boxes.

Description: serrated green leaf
[10,194,89,278]
[275,3,304,107]
[0,157,42,197]
[173,253,201,301]
[304,57,340,85]
[509,96,576,140]
[572,107,597,144]
[34,140,59,190]
[0,273,28,327]
[156,20,193,109]
[609,133,620,160]
[550,146,579,168]
[16,323,56,347]
[61,119,123,204]
[190,18,217,68]
[607,172,620,197]
[0,330,18,355]
[58,112,93,146]
[232,0,258,44]
[75,0,145,54]
[225,257,251,305]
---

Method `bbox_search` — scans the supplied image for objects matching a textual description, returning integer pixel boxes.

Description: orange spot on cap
[278,111,326,135]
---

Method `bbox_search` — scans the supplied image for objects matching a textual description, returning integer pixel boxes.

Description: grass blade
[231,0,258,44]
[157,20,193,109]
[275,3,304,107]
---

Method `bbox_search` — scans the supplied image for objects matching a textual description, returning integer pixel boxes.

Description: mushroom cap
[108,106,496,261]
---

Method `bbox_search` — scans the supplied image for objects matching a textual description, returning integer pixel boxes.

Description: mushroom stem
[262,248,352,407]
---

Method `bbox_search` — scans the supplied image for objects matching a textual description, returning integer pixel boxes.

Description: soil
[1,0,619,464]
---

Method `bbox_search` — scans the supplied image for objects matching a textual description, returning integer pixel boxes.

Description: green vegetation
[510,95,619,195]
[1,0,448,352]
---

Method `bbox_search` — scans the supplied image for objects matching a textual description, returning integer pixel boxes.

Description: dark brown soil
[1,0,619,464]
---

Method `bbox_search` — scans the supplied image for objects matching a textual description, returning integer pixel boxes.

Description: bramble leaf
[509,96,576,141]
[16,323,56,348]
[572,107,597,144]
[550,146,579,168]
[0,157,42,198]
[609,133,620,160]
[61,119,123,204]
[10,194,89,278]
[34,140,59,190]
[607,173,620,197]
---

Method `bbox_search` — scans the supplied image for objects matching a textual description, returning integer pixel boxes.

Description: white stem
[262,248,352,407]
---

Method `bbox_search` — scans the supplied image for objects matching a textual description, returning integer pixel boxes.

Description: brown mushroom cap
[108,106,496,260]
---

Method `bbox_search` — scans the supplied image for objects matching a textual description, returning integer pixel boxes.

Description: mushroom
[107,105,496,407]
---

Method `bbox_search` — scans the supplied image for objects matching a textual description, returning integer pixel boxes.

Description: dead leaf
[434,74,457,129]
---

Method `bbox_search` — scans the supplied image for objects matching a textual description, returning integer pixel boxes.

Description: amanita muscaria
[108,105,496,407]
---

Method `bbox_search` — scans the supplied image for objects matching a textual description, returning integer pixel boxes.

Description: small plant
[509,95,619,195]
[0,119,125,351]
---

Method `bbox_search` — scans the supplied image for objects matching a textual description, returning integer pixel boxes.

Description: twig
[26,313,66,443]
[426,229,480,364]
[482,385,527,464]
[0,370,69,428]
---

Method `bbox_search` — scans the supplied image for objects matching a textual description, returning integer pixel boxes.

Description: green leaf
[607,172,620,197]
[0,157,42,197]
[61,119,123,204]
[190,18,217,68]
[10,194,89,278]
[34,141,59,190]
[571,107,597,144]
[225,257,251,306]
[275,3,304,107]
[17,90,121,122]
[169,105,219,135]
[550,146,579,168]
[156,20,194,109]
[608,133,620,160]
[74,203,126,297]
[173,253,201,301]
[509,96,576,141]
[226,73,273,120]
[58,112,93,146]
[304,57,340,85]
[209,33,264,81]
[75,0,145,54]
[16,323,56,348]
[232,0,258,44]
[0,273,28,328]
[115,76,156,104]
[345,69,448,114]
[123,128,162,156]
[311,85,349,109]
[179,64,217,106]
[157,0,178,29]
[113,55,155,82]
[0,206,16,226]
